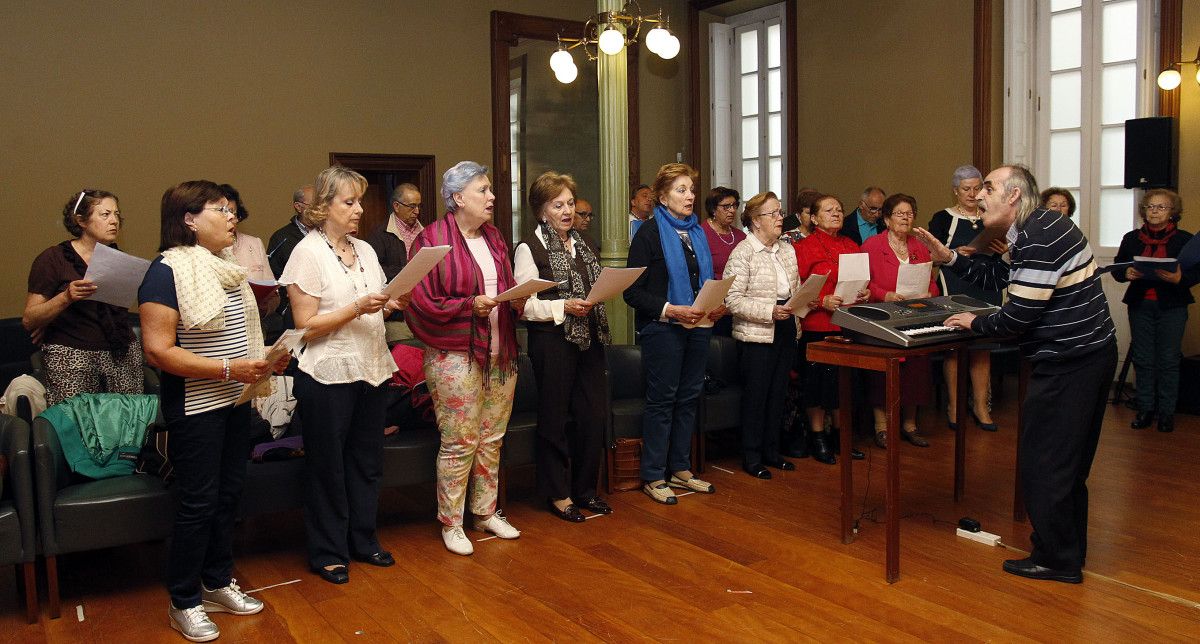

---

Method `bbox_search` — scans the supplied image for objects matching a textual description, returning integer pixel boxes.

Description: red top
[793,228,861,332]
[861,233,940,302]
[703,220,747,278]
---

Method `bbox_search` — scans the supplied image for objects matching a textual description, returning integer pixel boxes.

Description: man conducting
[913,164,1116,584]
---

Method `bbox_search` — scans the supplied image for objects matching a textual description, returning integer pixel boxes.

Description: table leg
[954,347,969,501]
[1014,358,1030,522]
[885,358,901,583]
[839,366,854,544]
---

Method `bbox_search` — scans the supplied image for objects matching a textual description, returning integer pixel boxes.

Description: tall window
[1030,0,1155,249]
[509,75,524,243]
[710,3,787,207]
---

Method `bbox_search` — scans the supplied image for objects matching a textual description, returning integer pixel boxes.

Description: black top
[1112,226,1199,309]
[266,216,307,322]
[928,208,1003,306]
[518,232,600,335]
[624,217,701,332]
[365,225,409,281]
[841,208,886,247]
[27,241,136,353]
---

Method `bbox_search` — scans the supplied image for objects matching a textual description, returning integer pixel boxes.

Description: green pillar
[597,0,634,344]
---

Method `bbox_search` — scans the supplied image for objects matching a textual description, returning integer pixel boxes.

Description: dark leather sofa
[0,415,37,623]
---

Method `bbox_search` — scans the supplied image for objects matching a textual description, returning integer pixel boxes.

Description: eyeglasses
[757,209,784,219]
[1145,204,1172,212]
[865,206,883,214]
[717,202,738,211]
[576,211,593,219]
[205,206,235,215]
[398,201,421,211]
[890,210,916,218]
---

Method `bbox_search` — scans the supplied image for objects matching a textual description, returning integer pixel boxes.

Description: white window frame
[1005,0,1159,257]
[709,2,788,209]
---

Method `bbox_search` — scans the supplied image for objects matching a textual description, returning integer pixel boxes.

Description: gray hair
[391,183,419,204]
[860,186,886,201]
[951,164,983,189]
[441,161,489,212]
[292,186,308,204]
[1000,164,1041,227]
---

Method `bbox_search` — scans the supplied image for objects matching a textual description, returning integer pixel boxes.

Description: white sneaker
[169,604,219,642]
[442,525,474,555]
[473,510,520,539]
[202,578,264,615]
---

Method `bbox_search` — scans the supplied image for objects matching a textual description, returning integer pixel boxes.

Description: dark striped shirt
[947,207,1116,364]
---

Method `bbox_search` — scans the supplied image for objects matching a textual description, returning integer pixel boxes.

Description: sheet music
[81,243,152,308]
[494,278,558,302]
[833,253,869,303]
[235,329,305,405]
[784,273,827,319]
[585,267,645,304]
[681,276,736,329]
[896,262,933,298]
[382,245,451,298]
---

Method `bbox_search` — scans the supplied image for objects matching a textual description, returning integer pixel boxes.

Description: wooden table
[806,337,984,583]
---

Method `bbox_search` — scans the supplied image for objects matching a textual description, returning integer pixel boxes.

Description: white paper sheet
[494,278,558,302]
[81,243,152,308]
[584,267,646,303]
[236,328,305,405]
[681,276,736,329]
[382,245,452,298]
[895,262,933,299]
[833,253,870,303]
[784,272,827,319]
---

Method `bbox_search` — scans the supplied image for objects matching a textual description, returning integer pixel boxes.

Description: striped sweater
[946,207,1115,364]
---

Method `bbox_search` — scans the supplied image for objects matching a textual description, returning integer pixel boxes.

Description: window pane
[741,74,759,116]
[739,30,758,74]
[1050,0,1081,10]
[767,24,781,68]
[769,157,782,197]
[1049,71,1082,129]
[509,92,519,118]
[741,116,759,159]
[1099,126,1125,186]
[1099,188,1135,247]
[1101,63,1137,125]
[768,69,781,112]
[1049,130,1081,187]
[510,128,519,150]
[1050,11,1082,71]
[768,114,782,156]
[742,160,760,195]
[1102,1,1138,63]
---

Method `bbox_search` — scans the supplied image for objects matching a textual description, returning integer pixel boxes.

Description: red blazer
[861,233,940,302]
[793,228,861,332]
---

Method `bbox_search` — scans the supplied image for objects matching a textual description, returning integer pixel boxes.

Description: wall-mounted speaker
[1124,117,1176,189]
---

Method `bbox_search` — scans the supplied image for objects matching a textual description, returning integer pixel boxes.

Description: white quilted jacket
[722,236,802,344]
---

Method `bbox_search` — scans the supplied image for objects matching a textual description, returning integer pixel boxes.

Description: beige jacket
[723,235,801,344]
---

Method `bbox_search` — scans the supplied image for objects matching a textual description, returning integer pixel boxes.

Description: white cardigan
[723,235,801,344]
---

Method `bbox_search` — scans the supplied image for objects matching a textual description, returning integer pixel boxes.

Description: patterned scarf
[161,244,264,363]
[537,223,610,350]
[1138,222,1177,258]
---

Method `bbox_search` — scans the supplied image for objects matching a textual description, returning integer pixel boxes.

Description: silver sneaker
[473,510,520,539]
[202,578,264,615]
[169,604,220,642]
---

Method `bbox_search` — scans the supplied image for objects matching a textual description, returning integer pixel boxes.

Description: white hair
[951,164,983,189]
[441,161,489,212]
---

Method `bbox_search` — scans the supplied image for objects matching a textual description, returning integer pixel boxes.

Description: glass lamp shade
[550,49,573,74]
[1157,68,1182,91]
[658,33,680,60]
[554,62,579,84]
[645,26,669,55]
[598,27,625,55]
[1195,66,1200,85]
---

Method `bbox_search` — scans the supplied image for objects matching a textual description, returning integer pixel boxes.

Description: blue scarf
[654,203,713,306]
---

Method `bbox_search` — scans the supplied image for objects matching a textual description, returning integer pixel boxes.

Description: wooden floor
[2,383,1199,643]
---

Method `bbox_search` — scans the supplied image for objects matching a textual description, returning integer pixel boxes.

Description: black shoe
[743,463,772,479]
[1158,415,1174,433]
[970,409,998,432]
[851,448,865,460]
[1131,410,1154,429]
[577,496,613,514]
[351,551,395,567]
[1002,557,1082,584]
[313,564,349,584]
[810,432,836,465]
[548,500,586,523]
[764,458,795,471]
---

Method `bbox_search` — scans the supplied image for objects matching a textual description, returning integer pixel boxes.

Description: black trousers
[1021,342,1117,571]
[738,318,797,466]
[528,330,608,501]
[800,330,840,410]
[294,372,388,569]
[166,404,250,609]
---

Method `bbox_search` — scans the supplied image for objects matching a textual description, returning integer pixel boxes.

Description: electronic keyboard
[829,295,1000,348]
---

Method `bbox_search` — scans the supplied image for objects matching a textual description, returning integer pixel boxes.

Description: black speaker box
[1178,355,1200,416]
[1124,117,1176,189]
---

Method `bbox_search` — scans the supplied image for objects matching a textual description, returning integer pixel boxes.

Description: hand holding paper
[236,329,305,405]
[681,276,735,329]
[785,273,827,318]
[82,243,152,308]
[895,262,933,299]
[833,253,870,304]
[585,267,645,304]
[383,245,452,298]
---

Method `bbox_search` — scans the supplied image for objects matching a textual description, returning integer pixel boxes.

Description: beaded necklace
[317,228,366,294]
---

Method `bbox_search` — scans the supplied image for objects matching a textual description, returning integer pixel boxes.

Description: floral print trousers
[423,349,517,527]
